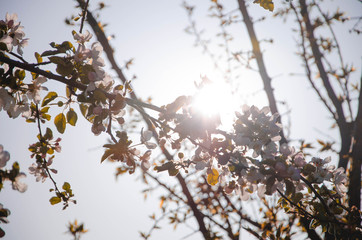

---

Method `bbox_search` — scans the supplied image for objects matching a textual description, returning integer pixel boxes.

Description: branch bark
[348,74,362,212]
[237,0,287,145]
[298,0,352,171]
[75,1,211,238]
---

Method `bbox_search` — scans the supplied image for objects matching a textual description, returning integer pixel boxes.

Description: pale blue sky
[0,0,361,239]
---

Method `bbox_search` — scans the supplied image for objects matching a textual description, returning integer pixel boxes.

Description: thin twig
[79,0,90,34]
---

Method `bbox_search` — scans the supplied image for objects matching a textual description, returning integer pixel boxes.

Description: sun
[192,79,237,128]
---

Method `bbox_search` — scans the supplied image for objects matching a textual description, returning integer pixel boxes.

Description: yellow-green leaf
[62,182,71,191]
[35,52,43,63]
[168,168,179,176]
[44,127,53,140]
[16,70,25,80]
[41,50,60,57]
[79,104,88,117]
[56,62,73,76]
[93,89,107,104]
[49,196,61,205]
[253,0,274,12]
[207,168,219,186]
[31,72,38,80]
[66,108,78,126]
[47,148,54,154]
[42,114,51,121]
[60,41,73,51]
[54,113,66,134]
[42,91,58,107]
[40,107,50,113]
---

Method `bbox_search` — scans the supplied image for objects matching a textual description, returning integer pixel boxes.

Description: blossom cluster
[0,13,157,188]
[101,129,158,174]
[70,30,128,136]
[0,11,354,236]
[27,130,61,182]
[233,105,282,158]
[153,103,348,223]
[0,13,50,120]
[0,13,28,55]
[0,144,27,193]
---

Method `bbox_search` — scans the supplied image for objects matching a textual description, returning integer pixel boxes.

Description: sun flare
[192,80,236,127]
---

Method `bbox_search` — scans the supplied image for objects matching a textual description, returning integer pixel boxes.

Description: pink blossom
[140,150,152,171]
[294,152,306,167]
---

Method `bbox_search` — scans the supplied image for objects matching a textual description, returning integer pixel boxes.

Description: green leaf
[66,108,78,126]
[49,196,61,205]
[42,91,58,107]
[54,113,66,134]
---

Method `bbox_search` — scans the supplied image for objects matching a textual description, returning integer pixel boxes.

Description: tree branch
[75,1,211,238]
[237,0,287,144]
[299,0,352,170]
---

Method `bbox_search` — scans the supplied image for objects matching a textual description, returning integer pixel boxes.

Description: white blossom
[334,167,347,196]
[0,145,10,168]
[0,35,13,51]
[27,76,48,103]
[140,150,152,171]
[28,163,47,182]
[8,94,30,119]
[0,87,13,111]
[12,172,27,193]
[140,129,157,149]
[73,30,92,44]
